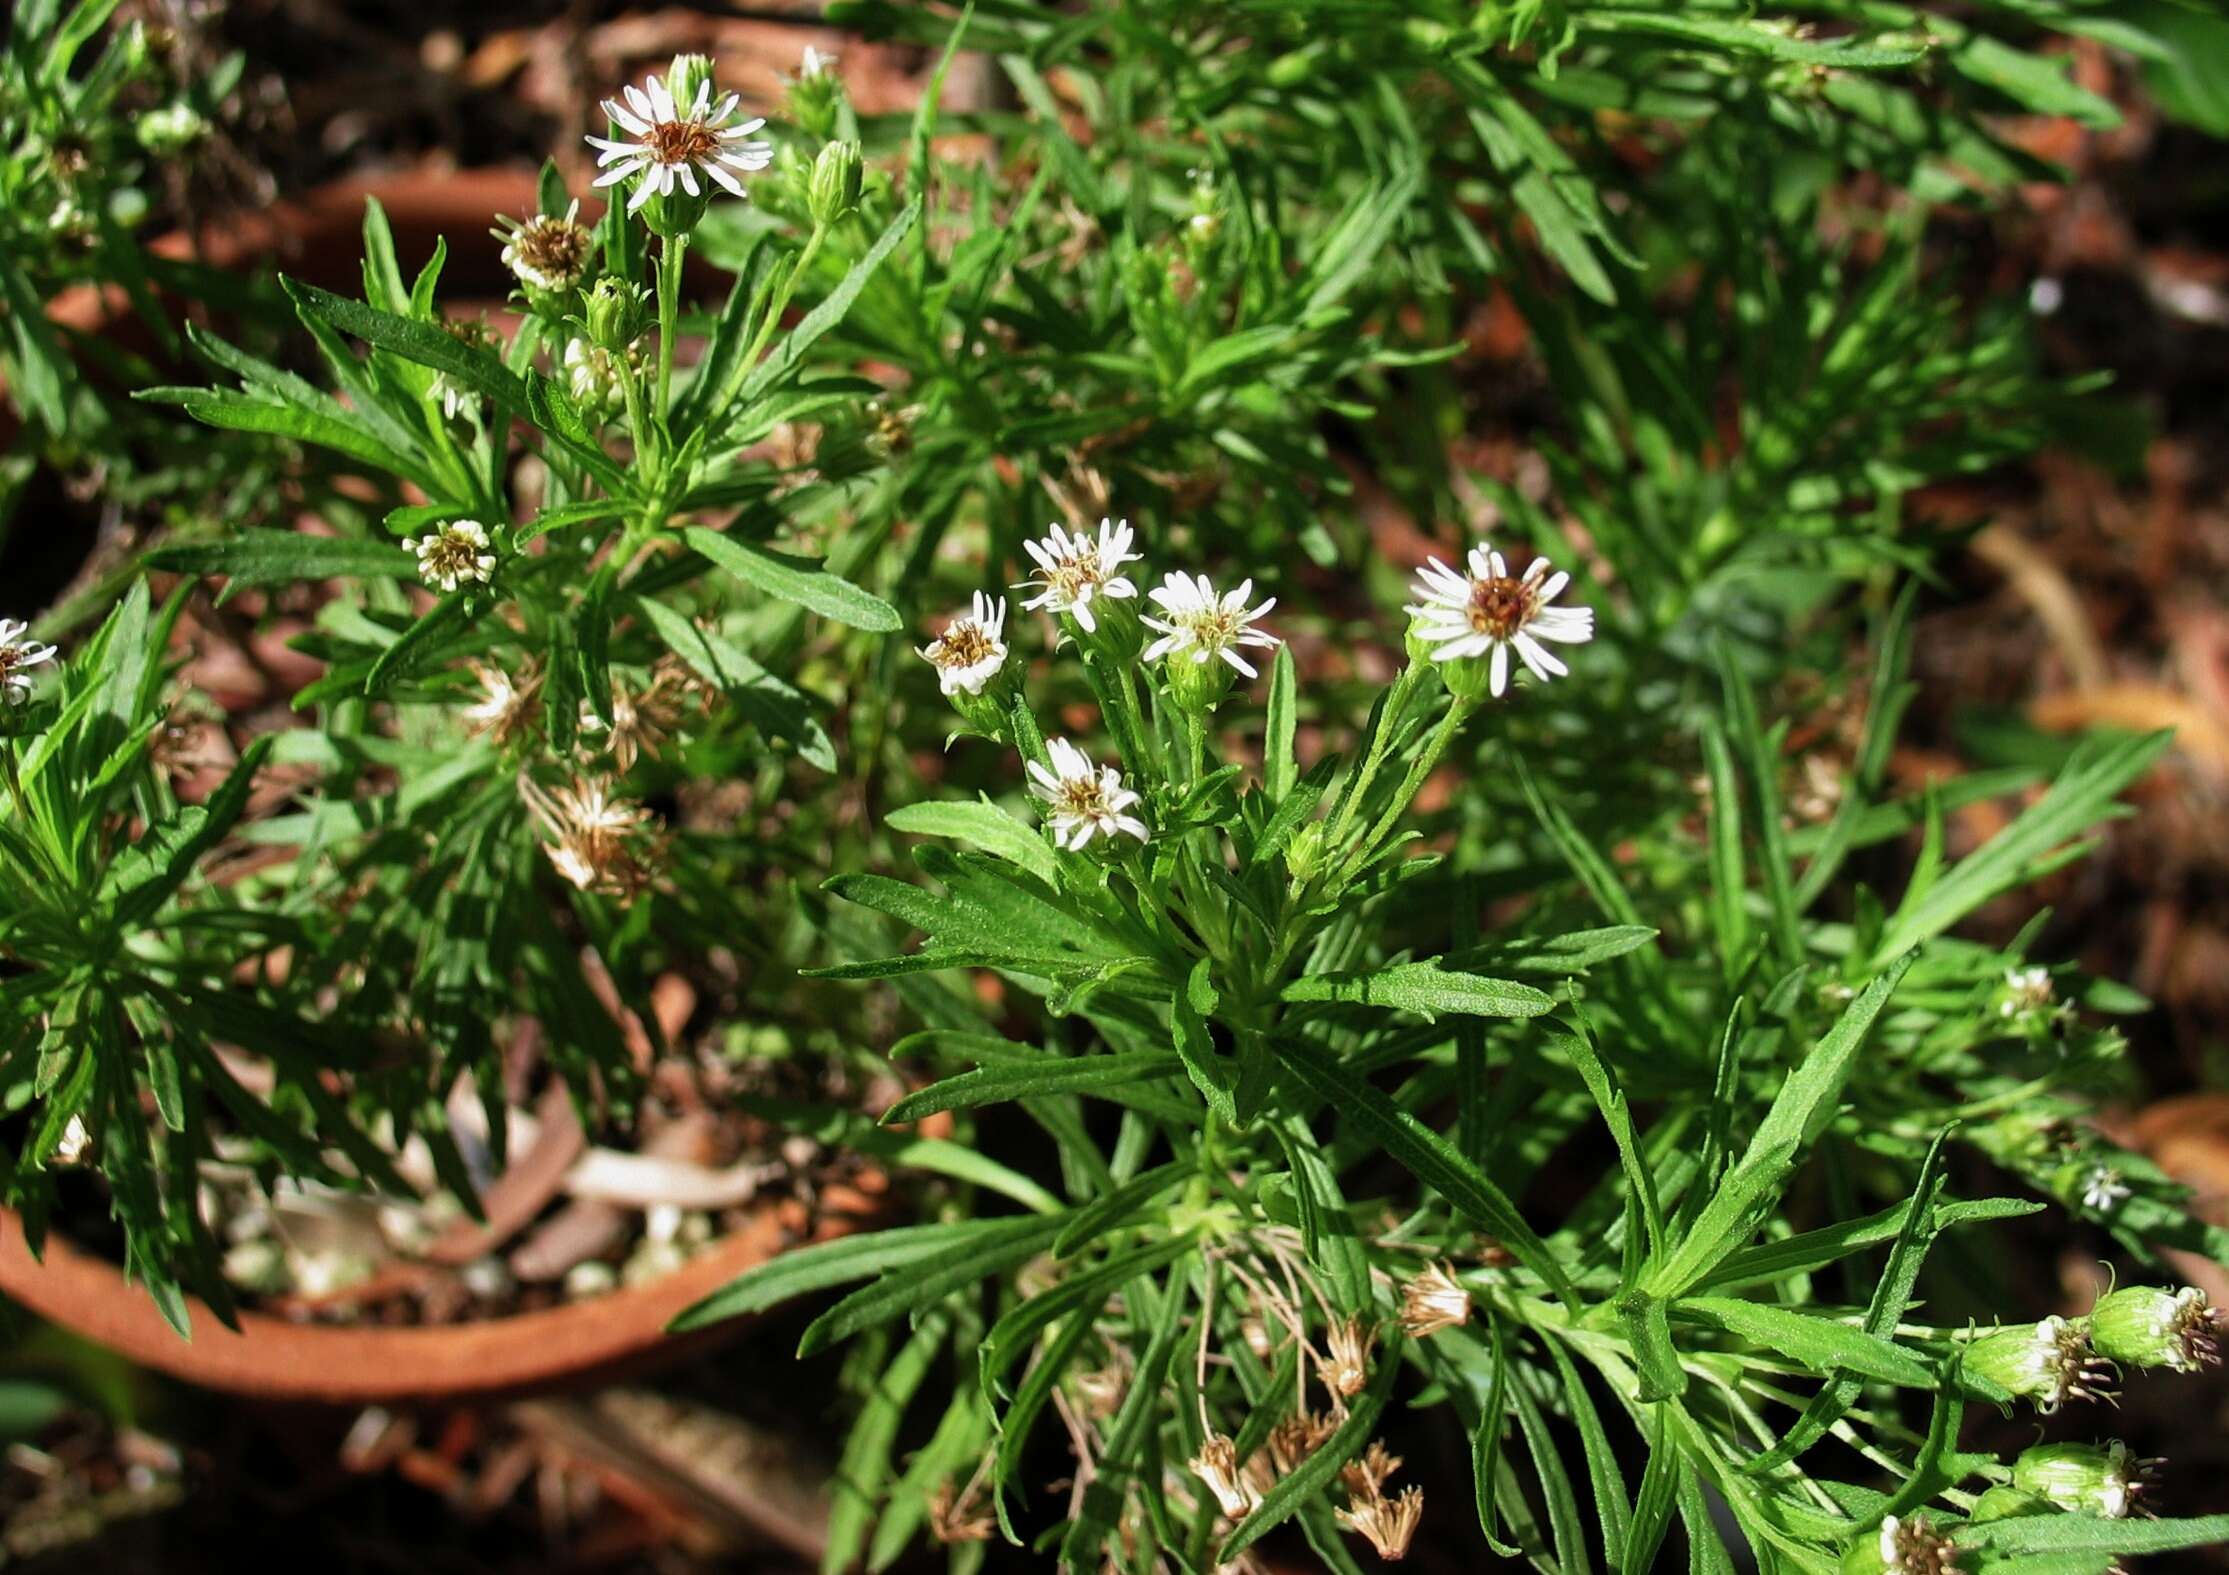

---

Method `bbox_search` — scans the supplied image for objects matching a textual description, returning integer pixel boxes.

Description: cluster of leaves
[1,0,251,516]
[3,1,2228,1571]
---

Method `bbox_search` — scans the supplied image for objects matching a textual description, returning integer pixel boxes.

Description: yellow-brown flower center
[516,218,590,280]
[1466,574,1538,639]
[648,119,722,166]
[931,622,997,670]
[1045,546,1104,599]
[1055,778,1109,819]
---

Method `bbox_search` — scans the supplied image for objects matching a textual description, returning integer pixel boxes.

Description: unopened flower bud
[2011,1441,2158,1520]
[2090,1285,2221,1373]
[808,140,864,227]
[136,102,208,156]
[1964,1316,2113,1412]
[665,54,717,119]
[582,277,650,354]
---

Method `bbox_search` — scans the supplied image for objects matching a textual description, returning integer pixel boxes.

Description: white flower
[0,618,59,705]
[407,521,497,593]
[588,72,773,212]
[1027,738,1148,850]
[562,337,629,422]
[920,593,1009,696]
[1406,544,1594,697]
[1018,518,1140,633]
[2000,964,2056,1019]
[799,45,837,78]
[492,201,594,293]
[1139,572,1280,678]
[2081,1165,2131,1213]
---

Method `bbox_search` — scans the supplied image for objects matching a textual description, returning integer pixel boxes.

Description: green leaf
[1953,1516,2229,1560]
[796,1212,1065,1355]
[683,525,901,632]
[881,1051,1184,1124]
[146,532,415,592]
[1279,960,1553,1019]
[669,1216,1052,1332]
[729,197,924,410]
[284,278,532,420]
[884,798,1058,885]
[632,596,835,770]
[1645,955,1914,1296]
[1677,1297,1935,1387]
[1272,1036,1576,1309]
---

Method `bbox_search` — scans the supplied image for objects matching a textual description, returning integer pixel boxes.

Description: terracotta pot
[0,1198,841,1405]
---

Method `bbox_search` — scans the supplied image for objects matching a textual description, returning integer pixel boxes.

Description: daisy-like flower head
[0,618,60,705]
[1140,571,1280,679]
[491,200,594,294]
[919,593,1009,697]
[1026,738,1148,850]
[2081,1164,2132,1213]
[1407,544,1594,697]
[1873,1514,1960,1575]
[407,521,497,594]
[588,70,773,213]
[1018,518,1140,634]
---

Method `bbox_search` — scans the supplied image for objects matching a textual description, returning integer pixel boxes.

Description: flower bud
[582,277,650,354]
[786,46,845,139]
[136,102,209,156]
[2010,1441,2158,1519]
[1964,1316,2113,1412]
[807,140,864,226]
[665,54,717,117]
[562,338,631,425]
[2089,1285,2221,1373]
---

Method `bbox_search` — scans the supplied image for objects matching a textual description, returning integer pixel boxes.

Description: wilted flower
[430,317,499,419]
[1267,1411,1337,1475]
[588,69,773,212]
[1336,1484,1423,1561]
[1339,1441,1403,1501]
[461,659,544,747]
[1397,1263,1472,1338]
[1189,1434,1260,1520]
[2090,1285,2221,1372]
[407,521,497,593]
[493,201,594,295]
[580,669,688,773]
[2011,1440,2159,1519]
[2080,1165,2131,1213]
[0,618,60,705]
[522,776,660,900]
[919,594,1010,697]
[1140,571,1281,679]
[1072,1365,1127,1419]
[927,1477,993,1544]
[1406,544,1594,697]
[1026,738,1148,850]
[1018,518,1140,633]
[1964,1315,2114,1412]
[1322,1315,1376,1399]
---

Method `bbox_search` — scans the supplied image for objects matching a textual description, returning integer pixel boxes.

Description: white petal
[703,158,746,197]
[1489,642,1510,697]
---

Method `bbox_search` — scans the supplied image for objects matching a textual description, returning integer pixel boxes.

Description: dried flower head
[1398,1262,1472,1338]
[492,200,593,294]
[1188,1434,1260,1521]
[1072,1365,1127,1419]
[1339,1440,1403,1501]
[407,521,497,594]
[522,776,660,900]
[461,659,544,747]
[1407,544,1594,697]
[927,1477,993,1544]
[0,618,60,705]
[1140,571,1281,680]
[1322,1315,1376,1400]
[1336,1484,1423,1561]
[920,593,1010,697]
[588,70,772,211]
[1267,1411,1337,1476]
[1018,518,1140,633]
[580,668,689,774]
[1026,738,1149,850]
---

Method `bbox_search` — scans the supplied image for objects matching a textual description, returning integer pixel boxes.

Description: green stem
[740,222,829,377]
[1321,659,1430,859]
[655,232,688,424]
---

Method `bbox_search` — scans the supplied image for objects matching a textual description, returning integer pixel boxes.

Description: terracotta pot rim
[0,1198,834,1405]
